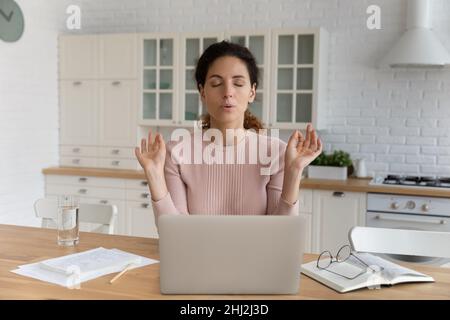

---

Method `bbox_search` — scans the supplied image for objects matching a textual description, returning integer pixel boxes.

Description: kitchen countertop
[42,167,450,197]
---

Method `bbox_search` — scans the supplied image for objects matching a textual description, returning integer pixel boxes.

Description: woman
[135,41,322,222]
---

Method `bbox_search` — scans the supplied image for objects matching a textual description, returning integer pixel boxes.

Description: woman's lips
[221,104,235,111]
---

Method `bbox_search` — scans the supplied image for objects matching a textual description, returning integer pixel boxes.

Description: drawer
[299,188,313,213]
[46,184,126,200]
[98,146,135,159]
[126,178,150,190]
[60,145,98,157]
[98,158,139,170]
[60,156,98,168]
[46,175,126,188]
[126,188,151,202]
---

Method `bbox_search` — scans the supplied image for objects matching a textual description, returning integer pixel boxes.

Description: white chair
[349,226,450,259]
[34,198,118,235]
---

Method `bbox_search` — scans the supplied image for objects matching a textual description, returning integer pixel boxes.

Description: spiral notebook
[300,252,434,293]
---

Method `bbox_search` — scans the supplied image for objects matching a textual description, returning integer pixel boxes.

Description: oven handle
[375,214,447,225]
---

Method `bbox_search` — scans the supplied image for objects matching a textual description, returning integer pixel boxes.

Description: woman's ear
[199,84,206,102]
[248,83,256,103]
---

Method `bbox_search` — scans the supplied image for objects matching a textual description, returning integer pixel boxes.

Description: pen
[109,263,134,284]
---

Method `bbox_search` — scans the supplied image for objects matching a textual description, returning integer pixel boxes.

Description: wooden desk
[1,224,449,300]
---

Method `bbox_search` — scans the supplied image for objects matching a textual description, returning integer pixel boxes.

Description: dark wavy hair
[194,40,264,131]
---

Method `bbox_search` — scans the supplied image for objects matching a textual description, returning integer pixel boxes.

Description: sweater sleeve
[266,139,299,216]
[151,141,189,222]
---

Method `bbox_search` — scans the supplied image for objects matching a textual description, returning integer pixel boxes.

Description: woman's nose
[223,83,235,98]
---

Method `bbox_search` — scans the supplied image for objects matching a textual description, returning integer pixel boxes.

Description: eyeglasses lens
[317,251,332,269]
[336,245,351,262]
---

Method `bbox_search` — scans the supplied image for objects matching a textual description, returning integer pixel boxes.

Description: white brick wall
[0,0,66,226]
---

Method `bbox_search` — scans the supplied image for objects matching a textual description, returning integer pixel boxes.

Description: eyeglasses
[316,245,383,280]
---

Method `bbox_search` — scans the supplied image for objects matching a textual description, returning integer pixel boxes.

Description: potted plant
[307,150,353,180]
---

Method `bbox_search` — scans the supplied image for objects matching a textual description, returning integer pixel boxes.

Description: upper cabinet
[59,35,98,79]
[138,33,179,126]
[59,34,137,80]
[98,34,137,79]
[270,28,328,130]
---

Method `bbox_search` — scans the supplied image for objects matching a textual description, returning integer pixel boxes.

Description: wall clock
[0,0,25,42]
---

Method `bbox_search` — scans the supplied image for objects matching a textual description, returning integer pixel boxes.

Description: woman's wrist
[145,170,168,202]
[281,167,303,205]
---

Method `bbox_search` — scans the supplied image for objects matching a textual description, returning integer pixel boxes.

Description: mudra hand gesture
[135,130,166,178]
[285,123,322,174]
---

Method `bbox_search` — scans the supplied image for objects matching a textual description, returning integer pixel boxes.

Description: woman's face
[199,56,256,129]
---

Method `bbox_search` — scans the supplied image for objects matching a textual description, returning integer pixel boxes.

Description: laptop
[158,215,305,294]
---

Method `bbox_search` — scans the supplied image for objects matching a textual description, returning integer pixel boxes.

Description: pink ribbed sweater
[151,130,299,220]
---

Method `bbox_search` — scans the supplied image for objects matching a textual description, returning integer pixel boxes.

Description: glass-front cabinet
[179,33,223,126]
[139,33,178,126]
[271,28,328,130]
[137,28,328,129]
[225,31,271,127]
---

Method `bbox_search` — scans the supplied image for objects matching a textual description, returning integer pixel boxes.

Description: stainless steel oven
[366,193,450,267]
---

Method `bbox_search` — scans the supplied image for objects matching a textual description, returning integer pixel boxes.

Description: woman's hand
[285,123,322,175]
[135,130,166,180]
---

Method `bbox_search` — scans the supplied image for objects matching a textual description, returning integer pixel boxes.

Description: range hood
[379,0,450,68]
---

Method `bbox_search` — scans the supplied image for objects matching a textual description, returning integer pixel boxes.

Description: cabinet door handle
[111,149,120,155]
[72,147,80,153]
[73,81,82,86]
[78,189,87,194]
[72,159,81,164]
[141,203,150,208]
[111,160,120,166]
[112,81,121,86]
[79,177,87,182]
[375,214,447,225]
[141,181,148,186]
[100,200,108,204]
[333,191,345,197]
[141,193,150,198]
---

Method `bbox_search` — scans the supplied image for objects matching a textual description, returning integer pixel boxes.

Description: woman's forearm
[145,170,168,202]
[280,167,303,205]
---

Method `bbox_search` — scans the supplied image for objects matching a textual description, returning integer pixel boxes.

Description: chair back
[349,226,450,259]
[33,198,117,234]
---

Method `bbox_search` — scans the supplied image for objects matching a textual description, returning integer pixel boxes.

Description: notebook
[300,252,434,293]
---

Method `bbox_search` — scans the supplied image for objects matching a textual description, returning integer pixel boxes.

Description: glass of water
[57,195,79,246]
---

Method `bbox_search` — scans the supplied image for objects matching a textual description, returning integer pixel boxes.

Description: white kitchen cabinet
[44,175,159,237]
[270,28,328,130]
[139,33,179,126]
[59,35,139,170]
[60,34,136,80]
[59,35,98,79]
[59,80,98,146]
[298,188,313,253]
[126,201,158,239]
[98,80,137,147]
[311,190,366,254]
[99,34,137,79]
